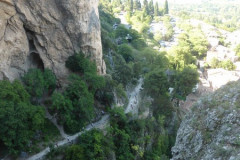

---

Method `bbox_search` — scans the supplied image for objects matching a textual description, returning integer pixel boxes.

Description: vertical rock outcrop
[0,0,106,83]
[172,81,240,160]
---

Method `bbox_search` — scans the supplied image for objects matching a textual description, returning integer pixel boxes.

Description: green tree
[50,92,73,126]
[174,67,199,99]
[210,57,220,68]
[133,0,139,10]
[188,29,209,58]
[83,72,106,94]
[0,80,45,154]
[137,0,141,9]
[51,75,95,134]
[164,0,169,15]
[109,108,134,160]
[143,0,149,15]
[64,75,95,133]
[220,60,236,71]
[168,45,196,70]
[117,44,134,63]
[65,53,97,75]
[95,75,115,106]
[130,0,133,12]
[144,69,170,98]
[112,0,121,8]
[78,129,113,160]
[66,145,85,160]
[154,2,159,16]
[22,69,56,102]
[113,64,133,86]
[148,0,154,15]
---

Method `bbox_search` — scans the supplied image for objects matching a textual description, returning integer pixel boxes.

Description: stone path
[27,78,144,160]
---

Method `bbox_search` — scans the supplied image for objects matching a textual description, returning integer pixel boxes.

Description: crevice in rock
[29,52,44,71]
[23,25,45,71]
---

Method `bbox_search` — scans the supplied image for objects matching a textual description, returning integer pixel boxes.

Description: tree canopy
[0,80,45,154]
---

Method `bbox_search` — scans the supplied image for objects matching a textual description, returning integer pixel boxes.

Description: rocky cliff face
[0,0,106,83]
[172,81,240,160]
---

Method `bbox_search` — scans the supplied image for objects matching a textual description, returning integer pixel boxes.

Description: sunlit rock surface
[0,0,105,84]
[172,81,240,160]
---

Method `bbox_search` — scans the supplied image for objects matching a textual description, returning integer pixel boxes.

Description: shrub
[118,44,134,63]
[51,74,95,134]
[95,75,115,106]
[22,69,56,100]
[220,60,236,71]
[210,58,236,70]
[113,64,133,86]
[65,53,97,75]
[114,25,130,39]
[154,31,163,42]
[65,145,85,160]
[132,39,147,50]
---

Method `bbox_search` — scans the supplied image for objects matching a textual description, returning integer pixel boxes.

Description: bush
[210,58,236,70]
[65,53,97,75]
[220,60,236,71]
[77,129,113,160]
[95,75,115,106]
[118,44,134,63]
[175,67,199,98]
[22,69,56,100]
[114,25,130,39]
[113,64,133,86]
[83,72,106,94]
[144,69,169,98]
[210,58,220,68]
[132,39,147,50]
[65,145,85,160]
[154,31,163,42]
[51,75,95,134]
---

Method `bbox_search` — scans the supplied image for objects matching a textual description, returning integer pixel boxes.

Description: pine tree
[130,0,133,12]
[164,0,169,15]
[137,0,141,9]
[154,2,159,17]
[149,0,154,15]
[143,0,149,15]
[133,0,138,10]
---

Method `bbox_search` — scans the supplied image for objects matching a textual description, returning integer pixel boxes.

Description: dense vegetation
[172,0,240,32]
[45,0,200,159]
[0,71,61,156]
[0,0,205,159]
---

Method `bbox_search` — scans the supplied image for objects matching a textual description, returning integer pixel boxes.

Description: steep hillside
[172,80,240,160]
[0,0,105,83]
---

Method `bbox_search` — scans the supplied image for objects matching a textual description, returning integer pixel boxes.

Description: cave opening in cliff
[29,52,44,71]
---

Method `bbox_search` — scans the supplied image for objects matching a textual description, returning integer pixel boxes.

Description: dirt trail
[26,78,143,160]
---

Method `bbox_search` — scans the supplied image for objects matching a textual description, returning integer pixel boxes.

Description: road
[27,78,144,160]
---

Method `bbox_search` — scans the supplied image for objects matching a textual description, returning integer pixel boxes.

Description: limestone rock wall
[172,81,240,160]
[0,0,105,84]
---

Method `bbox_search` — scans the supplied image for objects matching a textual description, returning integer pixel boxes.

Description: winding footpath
[27,78,144,160]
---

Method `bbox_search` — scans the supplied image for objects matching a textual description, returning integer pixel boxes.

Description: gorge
[1,0,240,160]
